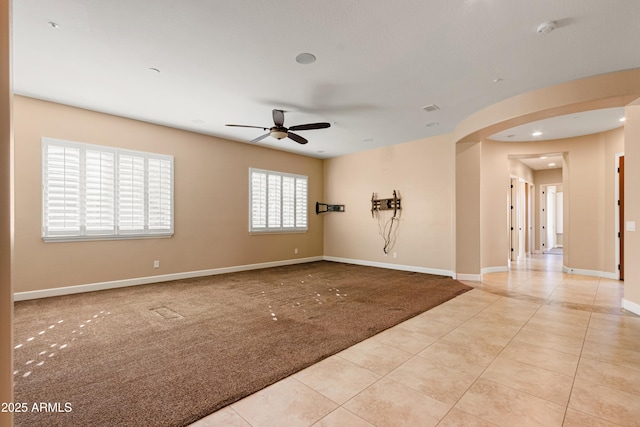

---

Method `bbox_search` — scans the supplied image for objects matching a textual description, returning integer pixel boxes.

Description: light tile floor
[191,254,640,427]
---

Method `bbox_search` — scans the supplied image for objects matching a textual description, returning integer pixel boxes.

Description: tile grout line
[559,307,593,427]
[334,295,503,426]
[440,296,591,426]
[433,295,540,426]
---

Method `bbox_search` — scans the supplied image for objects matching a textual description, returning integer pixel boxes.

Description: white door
[546,186,557,250]
[518,179,526,260]
[510,178,518,261]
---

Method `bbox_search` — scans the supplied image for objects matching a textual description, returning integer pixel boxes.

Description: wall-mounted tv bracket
[316,201,345,215]
[371,190,401,254]
[371,190,401,218]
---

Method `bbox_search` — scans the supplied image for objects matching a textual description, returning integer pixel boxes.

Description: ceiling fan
[226,109,330,145]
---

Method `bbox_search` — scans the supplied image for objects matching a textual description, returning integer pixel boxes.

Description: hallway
[475,254,623,312]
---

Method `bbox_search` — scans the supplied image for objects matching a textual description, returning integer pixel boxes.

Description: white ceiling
[497,107,626,171]
[511,154,564,171]
[11,1,640,159]
[490,108,626,143]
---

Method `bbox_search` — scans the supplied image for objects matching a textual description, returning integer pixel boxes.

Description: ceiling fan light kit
[226,109,330,145]
[271,130,288,140]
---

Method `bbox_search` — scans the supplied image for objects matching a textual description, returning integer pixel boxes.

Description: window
[42,137,173,242]
[249,168,308,233]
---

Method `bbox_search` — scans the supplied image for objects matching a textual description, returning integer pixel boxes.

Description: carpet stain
[151,306,184,320]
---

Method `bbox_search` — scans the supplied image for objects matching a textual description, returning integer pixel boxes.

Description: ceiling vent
[421,104,440,113]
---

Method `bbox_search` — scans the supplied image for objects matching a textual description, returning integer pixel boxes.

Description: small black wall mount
[371,190,401,218]
[316,202,345,215]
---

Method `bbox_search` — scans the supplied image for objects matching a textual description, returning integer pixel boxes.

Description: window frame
[42,137,174,242]
[249,168,308,234]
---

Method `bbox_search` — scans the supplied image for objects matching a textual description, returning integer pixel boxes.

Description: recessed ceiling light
[148,67,160,73]
[506,134,516,138]
[548,163,556,167]
[316,150,325,154]
[48,21,60,29]
[620,117,626,122]
[295,53,316,65]
[540,156,548,159]
[532,131,542,137]
[425,122,439,127]
[493,78,504,83]
[362,138,374,143]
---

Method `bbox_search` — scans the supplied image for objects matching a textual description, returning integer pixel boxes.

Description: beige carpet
[13,261,471,426]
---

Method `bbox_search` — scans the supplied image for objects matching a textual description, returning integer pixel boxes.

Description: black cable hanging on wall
[371,190,401,254]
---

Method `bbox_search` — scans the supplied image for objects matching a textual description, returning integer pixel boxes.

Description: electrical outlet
[393,252,397,259]
[294,248,299,254]
[153,260,160,268]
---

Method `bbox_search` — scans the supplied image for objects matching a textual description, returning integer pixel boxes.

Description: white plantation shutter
[43,144,81,235]
[148,158,173,231]
[117,153,146,232]
[42,138,173,241]
[85,149,115,234]
[249,168,308,233]
[295,177,308,228]
[267,174,281,228]
[251,171,267,229]
[282,176,295,228]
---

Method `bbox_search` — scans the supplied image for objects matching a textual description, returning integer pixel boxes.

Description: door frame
[615,153,624,280]
[509,177,518,262]
[539,182,562,253]
[509,176,533,262]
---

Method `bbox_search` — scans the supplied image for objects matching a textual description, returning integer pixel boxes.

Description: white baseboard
[455,273,482,281]
[622,298,640,316]
[13,255,492,301]
[322,256,456,278]
[481,266,508,275]
[14,256,323,301]
[562,266,617,280]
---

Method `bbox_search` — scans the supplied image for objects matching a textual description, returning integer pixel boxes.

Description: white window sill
[43,233,173,243]
[249,229,308,235]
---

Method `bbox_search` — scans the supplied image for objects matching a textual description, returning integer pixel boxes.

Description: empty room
[2,1,640,426]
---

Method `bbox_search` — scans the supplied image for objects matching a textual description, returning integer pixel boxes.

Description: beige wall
[533,168,563,186]
[13,96,324,292]
[508,159,534,183]
[479,141,509,269]
[0,0,12,424]
[624,100,640,307]
[480,128,624,275]
[324,134,455,274]
[456,142,481,276]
